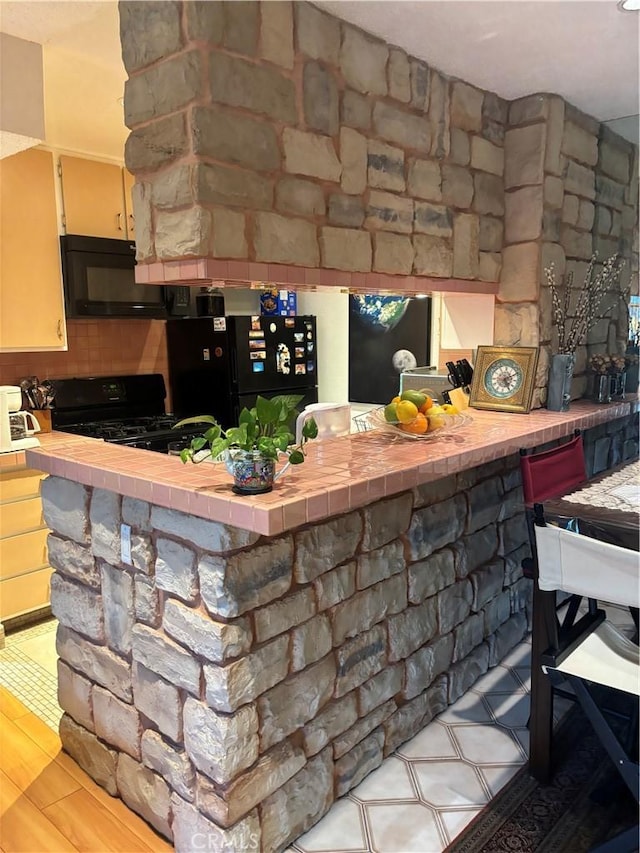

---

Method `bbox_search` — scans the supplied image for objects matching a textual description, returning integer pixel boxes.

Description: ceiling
[0,0,638,150]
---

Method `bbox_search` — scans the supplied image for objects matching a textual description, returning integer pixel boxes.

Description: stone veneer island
[27,403,637,852]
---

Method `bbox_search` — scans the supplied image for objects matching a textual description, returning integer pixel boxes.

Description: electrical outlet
[121,523,132,565]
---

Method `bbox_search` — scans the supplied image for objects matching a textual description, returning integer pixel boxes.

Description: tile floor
[0,606,632,853]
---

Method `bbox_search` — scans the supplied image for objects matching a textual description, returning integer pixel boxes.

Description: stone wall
[496,95,639,405]
[121,0,508,283]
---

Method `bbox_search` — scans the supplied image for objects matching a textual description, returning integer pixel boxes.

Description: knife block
[33,409,52,433]
[448,387,470,410]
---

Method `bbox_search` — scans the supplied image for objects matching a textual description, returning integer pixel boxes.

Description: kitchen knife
[456,359,474,391]
[445,361,464,388]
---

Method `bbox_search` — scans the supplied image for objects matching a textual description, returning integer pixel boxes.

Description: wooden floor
[0,687,173,852]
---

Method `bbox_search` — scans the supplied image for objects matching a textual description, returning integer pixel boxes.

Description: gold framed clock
[469,346,539,414]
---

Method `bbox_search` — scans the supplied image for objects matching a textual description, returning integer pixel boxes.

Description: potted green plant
[175,394,318,495]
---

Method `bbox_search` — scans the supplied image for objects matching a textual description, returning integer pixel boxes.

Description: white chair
[533,510,639,851]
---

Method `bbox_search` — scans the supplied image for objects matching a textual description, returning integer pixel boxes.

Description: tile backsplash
[0,319,169,406]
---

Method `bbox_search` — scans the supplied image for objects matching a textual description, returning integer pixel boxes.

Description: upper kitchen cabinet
[60,154,135,240]
[0,148,67,352]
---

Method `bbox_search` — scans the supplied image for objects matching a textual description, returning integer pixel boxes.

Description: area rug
[445,706,637,853]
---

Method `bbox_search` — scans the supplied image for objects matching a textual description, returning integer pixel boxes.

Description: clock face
[483,358,524,399]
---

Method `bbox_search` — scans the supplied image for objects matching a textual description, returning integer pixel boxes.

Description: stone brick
[59,714,117,796]
[406,159,441,202]
[499,243,539,302]
[334,699,396,758]
[562,225,593,259]
[256,211,321,266]
[367,139,405,192]
[335,624,387,697]
[479,252,502,282]
[124,51,201,127]
[411,60,431,111]
[471,137,504,176]
[487,612,527,666]
[437,580,473,634]
[132,662,183,743]
[508,94,548,125]
[366,190,414,234]
[223,0,259,54]
[562,121,598,166]
[320,226,372,272]
[453,212,479,279]
[292,613,333,672]
[129,534,153,574]
[441,165,473,209]
[341,27,388,96]
[562,193,579,225]
[340,127,367,196]
[332,574,407,646]
[479,216,503,252]
[141,730,195,802]
[294,513,362,583]
[504,124,546,189]
[544,175,564,210]
[276,177,325,217]
[473,173,504,216]
[358,664,404,717]
[314,562,356,611]
[404,634,454,699]
[57,660,93,731]
[192,105,280,172]
[505,186,544,244]
[448,643,490,704]
[295,1,340,64]
[408,547,455,603]
[335,730,384,797]
[303,61,339,136]
[132,624,200,695]
[261,749,333,853]
[57,625,132,702]
[302,694,358,756]
[174,795,261,853]
[465,477,504,534]
[119,1,182,74]
[211,208,247,259]
[47,535,98,589]
[163,599,252,663]
[599,139,631,184]
[258,655,336,750]
[457,525,499,579]
[125,114,188,172]
[134,576,160,627]
[185,1,224,41]
[254,588,315,643]
[373,232,414,275]
[483,91,508,125]
[51,574,103,643]
[484,588,512,635]
[414,202,453,237]
[594,204,612,235]
[156,207,211,260]
[384,677,447,755]
[373,102,430,152]
[450,128,470,166]
[209,52,296,123]
[283,127,341,182]
[117,753,171,839]
[362,493,412,550]
[101,564,134,655]
[92,685,141,759]
[341,90,372,131]
[388,48,411,103]
[130,182,152,261]
[510,575,532,616]
[155,537,198,603]
[183,697,258,785]
[356,540,405,589]
[470,559,504,612]
[328,194,365,227]
[196,741,305,827]
[204,635,289,713]
[41,477,89,543]
[494,303,540,347]
[498,512,529,557]
[564,160,596,200]
[451,81,483,132]
[596,174,625,211]
[412,235,452,277]
[259,0,294,68]
[388,597,437,661]
[196,162,272,211]
[428,70,450,159]
[577,199,595,231]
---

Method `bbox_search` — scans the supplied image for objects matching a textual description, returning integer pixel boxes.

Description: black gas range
[50,374,207,453]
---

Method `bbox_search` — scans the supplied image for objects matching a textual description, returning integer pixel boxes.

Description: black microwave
[60,235,191,319]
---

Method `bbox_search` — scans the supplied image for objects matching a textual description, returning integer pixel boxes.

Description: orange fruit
[401,413,428,434]
[419,395,434,413]
[391,395,401,404]
[396,400,419,423]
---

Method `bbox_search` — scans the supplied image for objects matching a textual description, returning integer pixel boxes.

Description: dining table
[528,458,640,783]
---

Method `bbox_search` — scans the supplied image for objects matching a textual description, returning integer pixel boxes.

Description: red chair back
[520,433,587,505]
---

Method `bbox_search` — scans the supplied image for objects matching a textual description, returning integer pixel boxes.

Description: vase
[223,449,290,495]
[610,372,626,401]
[546,353,575,412]
[591,374,612,404]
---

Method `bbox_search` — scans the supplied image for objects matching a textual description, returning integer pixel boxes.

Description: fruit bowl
[366,406,473,440]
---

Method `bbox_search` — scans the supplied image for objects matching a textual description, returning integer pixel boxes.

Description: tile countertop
[24,401,634,537]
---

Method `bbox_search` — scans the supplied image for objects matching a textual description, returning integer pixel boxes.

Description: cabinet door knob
[117,212,124,231]
[128,213,135,233]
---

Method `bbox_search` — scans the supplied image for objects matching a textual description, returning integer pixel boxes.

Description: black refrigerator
[166,315,319,427]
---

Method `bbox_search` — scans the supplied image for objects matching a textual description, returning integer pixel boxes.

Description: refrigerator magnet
[252,362,265,373]
[213,317,226,332]
[295,364,306,375]
[295,347,305,359]
[285,318,295,328]
[251,316,262,331]
[294,332,304,343]
[307,361,315,372]
[307,342,314,353]
[276,343,291,374]
[248,330,264,339]
[249,339,266,350]
[250,351,266,360]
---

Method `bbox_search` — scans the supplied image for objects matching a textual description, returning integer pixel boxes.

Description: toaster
[399,367,453,402]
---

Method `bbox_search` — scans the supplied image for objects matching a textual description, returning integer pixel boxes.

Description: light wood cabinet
[0,465,51,622]
[0,148,67,352]
[60,154,135,240]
